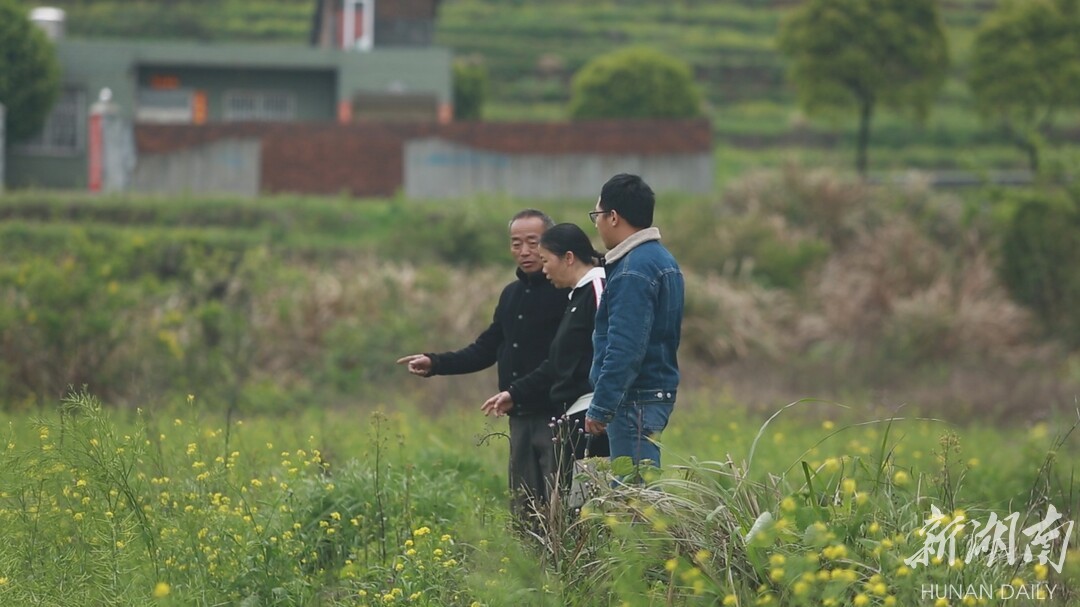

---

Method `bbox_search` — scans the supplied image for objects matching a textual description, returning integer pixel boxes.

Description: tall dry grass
[671,167,1075,416]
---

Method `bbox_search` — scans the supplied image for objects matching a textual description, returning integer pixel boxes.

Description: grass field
[1,390,1077,605]
[2,173,1080,604]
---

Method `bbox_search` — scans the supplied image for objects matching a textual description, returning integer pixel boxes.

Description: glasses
[589,210,612,224]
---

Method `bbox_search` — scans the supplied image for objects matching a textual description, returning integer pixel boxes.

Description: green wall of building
[5,39,452,190]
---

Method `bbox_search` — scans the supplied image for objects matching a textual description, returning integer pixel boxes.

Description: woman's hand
[480,391,514,417]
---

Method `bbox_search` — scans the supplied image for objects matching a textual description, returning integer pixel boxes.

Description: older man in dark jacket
[397,209,569,522]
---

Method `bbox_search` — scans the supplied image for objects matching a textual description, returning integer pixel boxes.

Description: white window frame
[222,90,297,122]
[135,88,195,124]
[14,87,85,156]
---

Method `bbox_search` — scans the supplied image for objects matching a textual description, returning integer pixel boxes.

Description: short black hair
[598,174,654,229]
[540,223,603,266]
[508,208,555,230]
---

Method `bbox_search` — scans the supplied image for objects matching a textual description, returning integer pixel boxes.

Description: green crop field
[0,391,1077,605]
[2,177,1080,604]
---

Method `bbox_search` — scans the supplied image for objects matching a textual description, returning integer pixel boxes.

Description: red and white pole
[87,110,103,192]
[87,88,113,192]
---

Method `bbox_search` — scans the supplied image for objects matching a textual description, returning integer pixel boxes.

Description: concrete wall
[404,138,714,199]
[131,138,261,196]
[133,120,713,198]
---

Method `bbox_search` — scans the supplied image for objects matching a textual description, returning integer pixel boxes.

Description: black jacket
[427,269,568,417]
[507,273,604,411]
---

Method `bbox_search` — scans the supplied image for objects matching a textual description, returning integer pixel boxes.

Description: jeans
[606,402,673,468]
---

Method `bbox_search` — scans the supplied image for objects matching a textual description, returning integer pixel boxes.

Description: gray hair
[508,209,555,230]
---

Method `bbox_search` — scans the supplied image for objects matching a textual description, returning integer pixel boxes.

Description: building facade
[7,5,451,190]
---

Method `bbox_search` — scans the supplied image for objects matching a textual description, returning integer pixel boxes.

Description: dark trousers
[508,413,573,523]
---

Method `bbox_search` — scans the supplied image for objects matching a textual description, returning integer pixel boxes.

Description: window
[223,91,297,121]
[15,88,85,155]
[136,89,194,124]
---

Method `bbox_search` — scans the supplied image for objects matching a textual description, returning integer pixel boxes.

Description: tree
[452,58,488,121]
[777,0,948,177]
[569,46,702,120]
[968,0,1080,174]
[0,0,60,142]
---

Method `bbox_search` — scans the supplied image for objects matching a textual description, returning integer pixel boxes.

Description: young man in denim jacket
[585,174,684,468]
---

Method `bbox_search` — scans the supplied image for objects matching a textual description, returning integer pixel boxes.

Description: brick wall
[134,119,712,197]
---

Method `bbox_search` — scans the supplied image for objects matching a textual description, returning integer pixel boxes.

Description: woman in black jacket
[481,223,611,473]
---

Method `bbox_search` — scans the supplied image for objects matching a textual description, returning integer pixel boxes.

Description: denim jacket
[588,227,684,423]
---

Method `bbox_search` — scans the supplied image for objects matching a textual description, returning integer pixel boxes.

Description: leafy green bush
[453,59,489,120]
[998,188,1080,346]
[568,46,702,119]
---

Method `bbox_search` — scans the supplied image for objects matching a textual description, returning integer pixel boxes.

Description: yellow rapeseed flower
[853,594,870,607]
